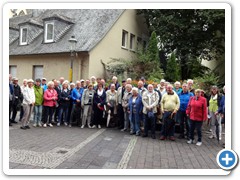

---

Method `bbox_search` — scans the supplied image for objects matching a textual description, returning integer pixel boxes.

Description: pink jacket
[43,89,58,107]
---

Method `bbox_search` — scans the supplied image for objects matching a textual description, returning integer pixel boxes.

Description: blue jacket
[217,95,225,114]
[128,95,143,122]
[41,84,48,92]
[174,88,182,94]
[71,87,84,104]
[178,91,194,111]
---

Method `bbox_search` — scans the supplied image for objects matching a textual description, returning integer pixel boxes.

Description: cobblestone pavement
[9,118,224,169]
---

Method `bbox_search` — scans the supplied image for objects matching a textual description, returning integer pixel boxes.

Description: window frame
[121,30,128,49]
[44,22,54,43]
[9,65,17,77]
[19,27,28,45]
[129,33,136,51]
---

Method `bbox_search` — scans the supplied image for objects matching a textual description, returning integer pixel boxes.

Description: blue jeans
[34,105,42,124]
[58,105,69,124]
[144,113,156,136]
[161,111,175,137]
[130,113,140,133]
[189,119,203,142]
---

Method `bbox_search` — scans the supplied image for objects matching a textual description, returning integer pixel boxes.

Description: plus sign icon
[217,149,238,170]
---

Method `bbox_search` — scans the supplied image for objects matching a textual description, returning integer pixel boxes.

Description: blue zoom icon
[217,149,238,170]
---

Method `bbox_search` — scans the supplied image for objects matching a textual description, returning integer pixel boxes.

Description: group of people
[9,74,225,146]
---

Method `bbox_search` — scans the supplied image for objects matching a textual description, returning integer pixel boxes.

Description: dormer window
[44,22,54,43]
[20,27,27,45]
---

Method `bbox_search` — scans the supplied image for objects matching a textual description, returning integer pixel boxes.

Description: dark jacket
[128,95,143,123]
[93,90,106,111]
[108,82,120,90]
[59,89,71,107]
[154,88,162,104]
[217,95,225,114]
[13,84,23,104]
[54,86,61,102]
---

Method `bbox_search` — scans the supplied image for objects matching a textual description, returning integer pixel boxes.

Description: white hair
[167,84,173,89]
[62,80,69,85]
[132,87,139,93]
[147,84,153,89]
[76,81,81,84]
[174,81,181,85]
[47,81,54,87]
[126,84,132,89]
[127,78,132,82]
[187,79,193,84]
[112,76,118,80]
[23,79,28,82]
[91,76,96,80]
[70,82,75,86]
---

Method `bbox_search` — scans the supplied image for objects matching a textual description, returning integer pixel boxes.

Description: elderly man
[41,78,48,92]
[69,81,84,127]
[187,79,195,94]
[59,77,65,90]
[21,79,35,130]
[126,78,132,85]
[137,81,147,97]
[84,79,90,89]
[9,74,14,126]
[160,84,180,141]
[142,84,159,139]
[80,79,85,88]
[91,76,98,87]
[158,79,166,95]
[121,84,133,131]
[11,77,23,124]
[178,83,194,139]
[19,79,28,121]
[117,80,126,129]
[140,77,148,89]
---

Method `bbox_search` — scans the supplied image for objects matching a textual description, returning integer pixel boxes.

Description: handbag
[147,111,154,119]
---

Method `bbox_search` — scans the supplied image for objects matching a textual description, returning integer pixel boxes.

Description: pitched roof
[9,9,125,55]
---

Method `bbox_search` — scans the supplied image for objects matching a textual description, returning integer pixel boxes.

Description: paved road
[9,120,224,169]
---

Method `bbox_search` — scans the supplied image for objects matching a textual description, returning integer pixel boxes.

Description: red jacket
[186,96,207,121]
[43,89,58,107]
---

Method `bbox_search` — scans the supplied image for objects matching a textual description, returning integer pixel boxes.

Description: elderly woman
[142,84,160,139]
[19,79,28,121]
[106,84,118,128]
[187,79,195,94]
[121,84,133,131]
[21,79,35,130]
[108,76,120,90]
[57,81,71,127]
[42,81,58,128]
[208,86,222,140]
[186,89,207,146]
[173,81,182,94]
[128,87,143,136]
[81,84,95,128]
[92,82,106,129]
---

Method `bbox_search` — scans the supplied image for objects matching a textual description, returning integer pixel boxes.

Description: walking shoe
[25,125,30,129]
[209,135,215,139]
[20,126,26,130]
[160,136,166,140]
[11,120,18,124]
[130,131,135,135]
[142,134,148,137]
[43,123,47,128]
[48,123,53,127]
[136,132,140,136]
[92,125,96,129]
[57,123,60,127]
[81,125,85,129]
[9,123,12,126]
[187,139,193,144]
[69,124,72,128]
[196,142,202,146]
[38,123,42,127]
[151,135,156,139]
[98,125,101,129]
[121,128,127,132]
[88,124,92,128]
[33,123,37,127]
[64,122,68,126]
[169,136,175,141]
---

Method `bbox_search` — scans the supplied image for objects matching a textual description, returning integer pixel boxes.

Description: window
[20,27,27,45]
[44,23,54,43]
[9,66,17,77]
[130,34,135,50]
[33,66,43,80]
[122,30,128,48]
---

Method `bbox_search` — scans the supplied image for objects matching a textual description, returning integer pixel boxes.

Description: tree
[146,31,159,62]
[165,52,180,82]
[137,9,225,80]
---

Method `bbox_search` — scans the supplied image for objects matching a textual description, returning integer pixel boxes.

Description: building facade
[9,9,149,82]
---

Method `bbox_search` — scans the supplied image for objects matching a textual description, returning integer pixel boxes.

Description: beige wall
[9,53,89,82]
[89,9,149,78]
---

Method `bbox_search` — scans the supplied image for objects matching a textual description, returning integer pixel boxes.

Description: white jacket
[23,86,35,105]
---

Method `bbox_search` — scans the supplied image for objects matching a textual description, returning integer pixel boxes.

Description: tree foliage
[165,52,180,82]
[137,9,225,80]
